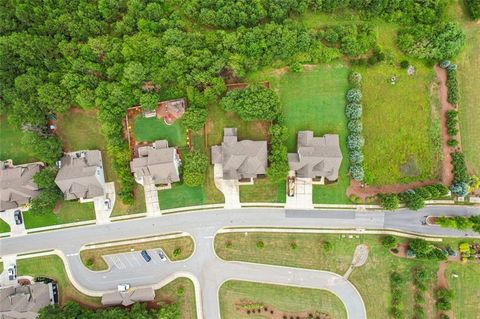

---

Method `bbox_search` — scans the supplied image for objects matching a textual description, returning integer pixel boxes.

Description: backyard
[214,232,479,318]
[219,280,347,319]
[0,116,38,164]
[134,117,186,147]
[23,201,95,229]
[358,63,441,185]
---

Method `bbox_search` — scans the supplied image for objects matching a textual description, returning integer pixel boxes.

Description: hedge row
[390,272,405,319]
[450,151,469,196]
[412,266,434,319]
[380,184,449,210]
[446,110,458,136]
[439,61,459,105]
[346,72,364,182]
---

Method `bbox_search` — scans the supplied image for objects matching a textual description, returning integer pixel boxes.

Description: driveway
[213,164,240,209]
[0,209,26,237]
[93,182,116,224]
[286,176,313,209]
[0,254,17,286]
[143,176,161,216]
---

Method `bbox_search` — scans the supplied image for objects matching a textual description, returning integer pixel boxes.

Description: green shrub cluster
[450,151,469,184]
[380,184,449,210]
[346,72,365,182]
[446,67,459,105]
[466,0,480,20]
[412,265,434,319]
[182,150,209,187]
[390,272,405,319]
[436,288,454,311]
[382,235,398,249]
[437,215,480,233]
[446,110,458,136]
[267,123,289,183]
[408,238,448,260]
[447,139,458,147]
[30,167,63,215]
[322,24,377,58]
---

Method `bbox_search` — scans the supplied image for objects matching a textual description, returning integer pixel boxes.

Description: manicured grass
[215,232,448,318]
[155,277,197,319]
[219,280,347,319]
[456,13,480,174]
[0,219,11,233]
[80,236,194,271]
[111,186,147,217]
[23,201,95,229]
[357,63,441,185]
[16,255,101,307]
[240,179,286,203]
[0,116,38,164]
[158,183,207,210]
[134,117,186,147]
[278,65,351,204]
[445,262,480,319]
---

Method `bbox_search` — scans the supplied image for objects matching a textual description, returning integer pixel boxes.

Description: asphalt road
[1,206,479,318]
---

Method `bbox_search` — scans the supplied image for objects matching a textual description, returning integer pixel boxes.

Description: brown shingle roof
[0,161,42,211]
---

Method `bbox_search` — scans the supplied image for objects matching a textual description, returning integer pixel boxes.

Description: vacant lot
[0,117,38,164]
[240,179,286,203]
[219,280,346,319]
[278,65,351,204]
[158,183,208,210]
[445,262,480,319]
[134,117,186,147]
[215,232,444,318]
[358,63,440,185]
[80,235,194,270]
[23,201,95,229]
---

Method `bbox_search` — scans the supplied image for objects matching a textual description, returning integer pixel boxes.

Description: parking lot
[103,249,168,270]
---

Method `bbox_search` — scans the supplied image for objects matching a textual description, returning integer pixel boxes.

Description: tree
[181,108,208,131]
[349,150,364,164]
[409,239,432,256]
[380,194,400,210]
[450,182,468,197]
[402,190,425,210]
[33,167,58,189]
[266,160,289,183]
[139,92,159,110]
[123,61,146,86]
[22,132,63,166]
[348,72,362,87]
[382,235,398,249]
[220,85,280,121]
[29,189,62,215]
[345,103,362,119]
[346,88,362,103]
[347,119,363,133]
[347,133,365,150]
[182,150,209,187]
[465,0,480,19]
[436,288,454,311]
[349,164,364,181]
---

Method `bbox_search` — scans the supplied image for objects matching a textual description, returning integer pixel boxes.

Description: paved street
[1,206,479,318]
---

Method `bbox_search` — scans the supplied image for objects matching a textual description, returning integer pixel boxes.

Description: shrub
[466,0,480,19]
[290,242,298,250]
[439,60,451,68]
[425,185,440,199]
[400,60,410,68]
[322,241,332,252]
[182,107,208,131]
[290,62,302,73]
[436,288,454,311]
[451,152,469,183]
[176,287,185,296]
[382,235,398,249]
[446,68,459,105]
[349,72,362,87]
[173,248,182,257]
[447,139,458,147]
[380,194,400,210]
[446,109,458,136]
[450,182,468,197]
[347,133,365,150]
[345,103,362,119]
[346,88,362,103]
[433,183,450,197]
[349,150,364,164]
[403,190,425,210]
[256,240,265,249]
[415,187,432,200]
[349,164,364,181]
[183,150,209,187]
[347,119,363,133]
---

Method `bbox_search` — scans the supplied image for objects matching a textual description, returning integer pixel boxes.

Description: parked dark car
[14,210,22,225]
[141,250,151,262]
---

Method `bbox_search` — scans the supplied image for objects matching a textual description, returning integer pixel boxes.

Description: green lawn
[219,280,347,319]
[23,201,95,229]
[240,179,286,203]
[155,277,197,319]
[445,262,480,319]
[0,219,11,233]
[278,65,351,204]
[134,117,186,147]
[215,232,458,318]
[0,116,38,164]
[158,183,207,210]
[455,8,480,175]
[358,63,441,185]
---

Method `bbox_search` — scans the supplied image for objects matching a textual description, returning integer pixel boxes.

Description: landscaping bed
[80,236,194,271]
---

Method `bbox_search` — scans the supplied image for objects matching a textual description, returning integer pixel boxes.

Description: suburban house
[288,131,342,183]
[0,282,55,318]
[130,140,181,188]
[54,150,105,201]
[211,128,268,183]
[0,160,43,212]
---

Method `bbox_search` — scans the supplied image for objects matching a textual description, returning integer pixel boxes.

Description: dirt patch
[271,67,289,78]
[226,81,270,91]
[235,301,331,319]
[400,156,420,177]
[347,179,438,201]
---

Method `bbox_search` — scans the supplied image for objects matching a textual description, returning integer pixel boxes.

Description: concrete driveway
[143,176,161,216]
[286,177,313,209]
[213,164,240,209]
[0,254,17,286]
[93,182,116,224]
[0,209,26,237]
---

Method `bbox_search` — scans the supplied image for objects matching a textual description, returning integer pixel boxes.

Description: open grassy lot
[0,219,11,233]
[80,235,194,270]
[215,232,459,318]
[158,183,208,210]
[219,280,347,319]
[23,201,95,229]
[134,117,186,147]
[357,63,441,185]
[17,255,101,307]
[277,65,351,204]
[17,255,196,316]
[453,6,480,175]
[445,262,480,319]
[0,116,38,164]
[239,179,286,203]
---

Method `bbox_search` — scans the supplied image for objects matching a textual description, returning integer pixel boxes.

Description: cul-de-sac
[0,1,479,319]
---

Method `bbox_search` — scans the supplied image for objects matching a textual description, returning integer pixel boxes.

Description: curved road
[1,207,479,318]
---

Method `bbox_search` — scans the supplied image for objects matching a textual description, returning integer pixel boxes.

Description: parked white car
[117,283,130,292]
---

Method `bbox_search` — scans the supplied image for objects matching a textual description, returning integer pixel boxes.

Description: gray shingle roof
[130,140,180,185]
[211,128,267,180]
[101,287,155,306]
[288,131,342,181]
[0,283,53,318]
[0,161,42,211]
[55,150,105,200]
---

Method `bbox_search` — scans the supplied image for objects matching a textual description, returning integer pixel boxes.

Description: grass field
[0,219,10,233]
[445,262,480,318]
[357,63,441,185]
[219,280,347,319]
[80,236,194,270]
[453,5,480,175]
[0,116,38,164]
[277,65,351,204]
[158,183,209,210]
[134,117,186,147]
[23,201,95,229]
[215,232,454,318]
[17,255,196,316]
[240,179,286,203]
